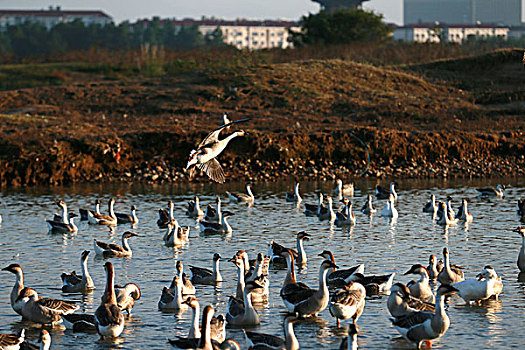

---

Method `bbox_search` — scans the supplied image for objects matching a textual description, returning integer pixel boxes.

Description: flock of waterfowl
[0,118,524,350]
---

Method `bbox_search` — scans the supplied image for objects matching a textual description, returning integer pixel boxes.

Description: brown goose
[0,329,25,349]
[94,262,125,338]
[437,247,464,285]
[329,281,366,327]
[404,264,435,304]
[18,287,78,325]
[115,283,141,315]
[319,250,364,287]
[387,282,435,318]
[94,231,138,258]
[2,263,27,315]
[115,205,139,224]
[88,198,117,225]
[157,201,175,228]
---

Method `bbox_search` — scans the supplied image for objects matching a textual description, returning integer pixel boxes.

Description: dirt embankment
[0,49,524,187]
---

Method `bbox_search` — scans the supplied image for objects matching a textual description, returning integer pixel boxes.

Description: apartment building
[394,23,510,43]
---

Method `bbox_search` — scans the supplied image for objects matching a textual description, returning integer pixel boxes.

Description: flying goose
[437,247,464,284]
[226,184,255,204]
[61,250,95,293]
[95,262,125,338]
[336,179,354,198]
[244,314,299,350]
[376,181,397,200]
[387,282,435,318]
[360,194,376,214]
[226,280,263,326]
[186,196,205,218]
[115,205,139,224]
[157,201,175,228]
[515,227,525,272]
[476,184,505,197]
[79,199,101,220]
[189,253,223,285]
[286,182,302,203]
[115,283,141,315]
[88,198,118,225]
[453,265,503,304]
[94,231,139,258]
[391,285,458,349]
[329,281,366,327]
[319,250,364,287]
[18,287,78,325]
[280,258,338,317]
[186,118,250,183]
[404,264,435,303]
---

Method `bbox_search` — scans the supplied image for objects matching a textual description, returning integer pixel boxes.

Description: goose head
[297,231,310,241]
[186,149,202,170]
[122,231,139,240]
[81,250,90,261]
[213,253,222,262]
[318,250,335,263]
[391,282,411,297]
[183,296,199,309]
[404,264,429,276]
[429,254,437,266]
[321,259,338,271]
[2,263,22,274]
[514,226,525,237]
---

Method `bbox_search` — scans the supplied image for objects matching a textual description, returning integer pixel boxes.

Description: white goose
[227,184,255,204]
[115,205,139,224]
[163,219,187,247]
[199,212,232,234]
[176,261,196,295]
[381,194,398,219]
[319,250,364,287]
[186,118,250,183]
[95,262,125,338]
[61,250,95,293]
[79,199,100,220]
[453,265,503,304]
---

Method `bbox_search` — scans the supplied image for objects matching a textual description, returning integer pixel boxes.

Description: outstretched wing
[198,118,251,148]
[197,158,225,184]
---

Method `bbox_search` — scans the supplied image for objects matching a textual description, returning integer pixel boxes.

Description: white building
[394,23,510,43]
[0,7,112,30]
[172,19,301,49]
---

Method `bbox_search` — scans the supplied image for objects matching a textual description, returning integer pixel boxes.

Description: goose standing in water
[94,231,139,258]
[280,258,337,317]
[360,194,376,215]
[455,198,473,222]
[437,247,464,284]
[176,261,196,295]
[88,198,117,226]
[338,324,358,350]
[189,253,223,285]
[319,250,364,287]
[18,287,78,325]
[403,264,435,303]
[79,199,101,220]
[115,283,141,315]
[318,195,336,221]
[376,181,397,200]
[115,205,139,224]
[515,227,525,272]
[47,201,78,233]
[226,280,263,326]
[95,262,125,338]
[304,193,324,216]
[391,285,458,349]
[336,179,354,199]
[476,184,505,197]
[422,194,438,215]
[286,182,302,203]
[227,184,255,205]
[186,196,205,218]
[61,250,95,293]
[453,265,503,304]
[244,314,299,350]
[387,283,435,318]
[329,281,366,327]
[157,201,175,228]
[335,198,356,226]
[186,118,250,183]
[381,194,398,219]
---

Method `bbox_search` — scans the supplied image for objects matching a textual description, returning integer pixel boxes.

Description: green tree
[293,8,393,46]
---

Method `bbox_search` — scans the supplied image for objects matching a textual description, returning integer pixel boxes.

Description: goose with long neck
[157,200,175,227]
[437,202,457,225]
[239,252,269,303]
[226,280,263,326]
[335,198,356,226]
[515,227,525,272]
[280,256,338,317]
[361,194,376,214]
[286,182,302,203]
[158,275,186,310]
[304,192,324,216]
[227,184,255,204]
[164,219,185,247]
[455,199,473,222]
[88,198,117,225]
[115,205,139,224]
[187,196,205,218]
[279,249,302,287]
[186,118,250,184]
[189,253,223,284]
[423,194,438,214]
[61,250,95,293]
[244,315,299,350]
[47,201,78,233]
[392,285,458,348]
[79,199,101,220]
[427,254,440,280]
[230,255,246,300]
[404,264,435,303]
[318,195,336,221]
[200,209,232,233]
[94,231,138,258]
[438,247,464,284]
[295,231,310,264]
[176,261,196,295]
[319,250,364,287]
[201,305,241,350]
[204,197,221,223]
[95,262,125,338]
[2,264,26,315]
[387,282,435,318]
[381,194,398,219]
[376,181,397,200]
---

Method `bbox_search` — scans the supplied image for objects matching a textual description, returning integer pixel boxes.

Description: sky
[0,0,404,24]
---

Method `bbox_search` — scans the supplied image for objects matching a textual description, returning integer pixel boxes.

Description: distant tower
[312,0,370,11]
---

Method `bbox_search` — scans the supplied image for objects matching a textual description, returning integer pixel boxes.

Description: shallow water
[0,177,524,349]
